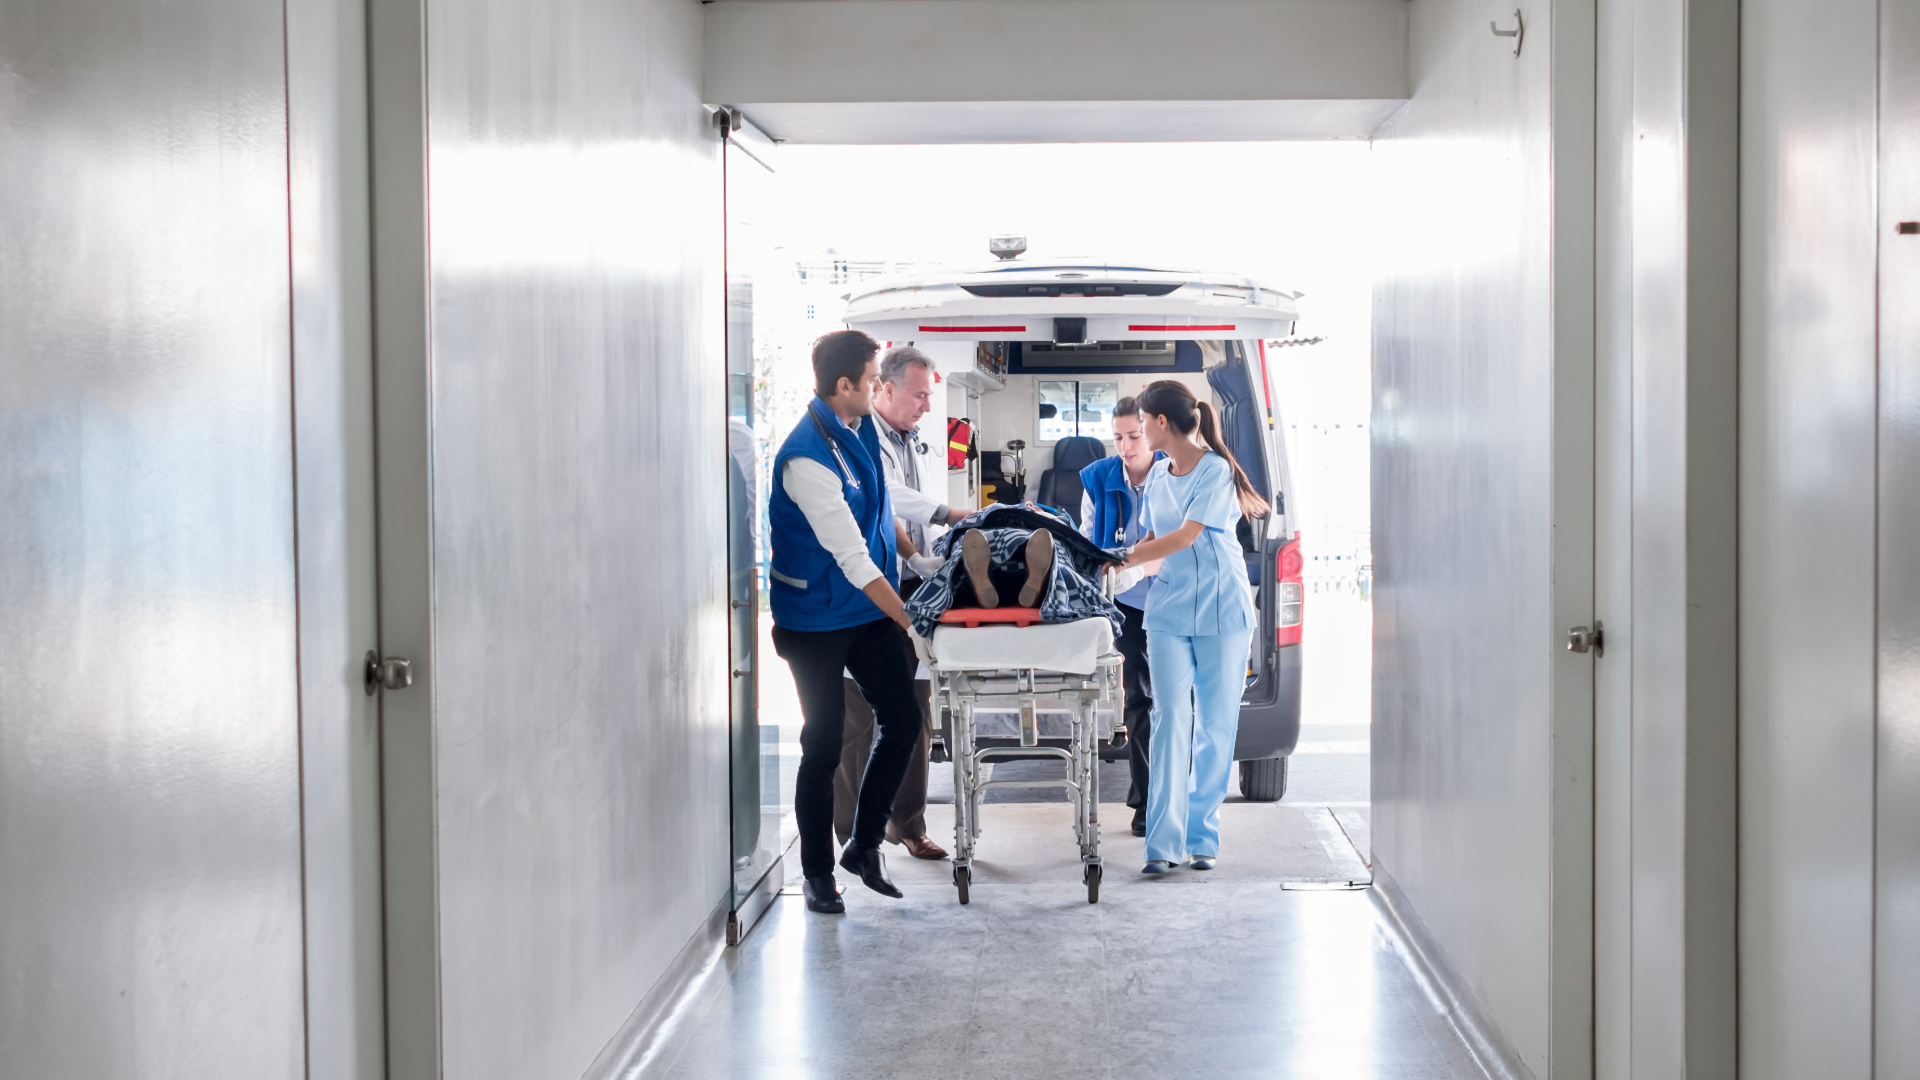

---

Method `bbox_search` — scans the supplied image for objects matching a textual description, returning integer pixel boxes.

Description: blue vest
[1082,454,1161,609]
[769,397,899,631]
[1080,454,1162,548]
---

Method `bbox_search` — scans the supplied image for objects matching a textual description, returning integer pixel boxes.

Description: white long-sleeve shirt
[782,450,885,591]
[875,420,948,581]
[882,440,944,527]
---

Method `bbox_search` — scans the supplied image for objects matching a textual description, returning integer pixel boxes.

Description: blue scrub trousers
[1144,628,1252,863]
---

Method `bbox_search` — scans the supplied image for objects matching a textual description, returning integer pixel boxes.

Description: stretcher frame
[928,626,1122,904]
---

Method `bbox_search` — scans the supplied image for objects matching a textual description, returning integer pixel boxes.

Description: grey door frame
[288,0,391,1077]
[365,0,440,1077]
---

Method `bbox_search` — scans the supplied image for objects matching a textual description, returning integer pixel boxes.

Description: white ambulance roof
[841,256,1299,342]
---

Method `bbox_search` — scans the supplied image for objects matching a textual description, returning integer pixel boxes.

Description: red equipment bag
[946,417,975,471]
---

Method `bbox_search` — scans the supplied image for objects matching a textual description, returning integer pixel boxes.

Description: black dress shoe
[803,876,844,914]
[1131,807,1147,837]
[839,845,905,898]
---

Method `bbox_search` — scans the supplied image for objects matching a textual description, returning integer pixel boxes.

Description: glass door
[722,112,788,944]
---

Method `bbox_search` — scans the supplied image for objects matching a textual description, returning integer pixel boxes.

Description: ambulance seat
[1036,436,1106,525]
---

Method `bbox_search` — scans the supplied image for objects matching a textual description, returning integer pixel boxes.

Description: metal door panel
[0,0,306,1074]
[288,0,387,1075]
[420,2,729,1077]
[1879,0,1920,1067]
[1740,0,1882,1075]
[1592,0,1635,1071]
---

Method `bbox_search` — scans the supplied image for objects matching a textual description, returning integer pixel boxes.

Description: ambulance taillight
[1276,535,1303,647]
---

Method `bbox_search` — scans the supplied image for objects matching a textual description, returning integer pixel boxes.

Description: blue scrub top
[1142,451,1257,637]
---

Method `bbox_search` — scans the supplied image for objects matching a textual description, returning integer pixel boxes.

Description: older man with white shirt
[832,346,965,862]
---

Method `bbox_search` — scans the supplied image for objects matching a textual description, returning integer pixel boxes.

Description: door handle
[364,650,415,694]
[1566,621,1605,657]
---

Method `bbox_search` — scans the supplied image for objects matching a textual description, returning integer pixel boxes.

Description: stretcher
[920,607,1123,904]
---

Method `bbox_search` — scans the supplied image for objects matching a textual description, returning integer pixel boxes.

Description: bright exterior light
[989,235,1028,260]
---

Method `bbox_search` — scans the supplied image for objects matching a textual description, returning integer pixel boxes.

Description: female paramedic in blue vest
[768,330,924,913]
[1077,397,1163,838]
[1108,379,1270,873]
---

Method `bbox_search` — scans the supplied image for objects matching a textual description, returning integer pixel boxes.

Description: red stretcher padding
[938,607,1044,629]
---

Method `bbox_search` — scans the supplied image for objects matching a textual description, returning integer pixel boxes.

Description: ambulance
[842,241,1306,800]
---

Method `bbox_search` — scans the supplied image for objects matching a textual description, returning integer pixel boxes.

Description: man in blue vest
[769,329,923,913]
[1078,396,1163,837]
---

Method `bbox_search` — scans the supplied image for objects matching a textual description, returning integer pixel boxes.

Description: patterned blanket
[906,504,1128,639]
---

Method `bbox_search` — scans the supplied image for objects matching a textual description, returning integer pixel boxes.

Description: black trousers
[771,616,925,878]
[1115,601,1154,809]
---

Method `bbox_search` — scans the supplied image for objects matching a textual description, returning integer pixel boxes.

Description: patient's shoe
[1189,855,1217,871]
[961,529,998,607]
[1018,528,1054,607]
[1141,860,1176,875]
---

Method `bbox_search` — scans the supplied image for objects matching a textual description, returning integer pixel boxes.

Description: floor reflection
[658,813,1477,1080]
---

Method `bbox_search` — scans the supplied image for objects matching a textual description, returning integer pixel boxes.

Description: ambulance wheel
[955,865,971,905]
[1237,756,1289,802]
[1085,864,1101,904]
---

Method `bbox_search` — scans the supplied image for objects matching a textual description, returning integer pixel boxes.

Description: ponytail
[1136,380,1271,518]
[1194,401,1270,518]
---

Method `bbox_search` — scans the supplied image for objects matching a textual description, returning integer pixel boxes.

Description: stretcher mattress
[928,617,1117,675]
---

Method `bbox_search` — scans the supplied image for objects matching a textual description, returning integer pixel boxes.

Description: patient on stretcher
[902,503,1126,638]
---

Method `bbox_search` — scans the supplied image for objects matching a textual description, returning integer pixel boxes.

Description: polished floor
[634,797,1482,1080]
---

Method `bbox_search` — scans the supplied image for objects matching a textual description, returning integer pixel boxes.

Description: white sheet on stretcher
[926,617,1117,675]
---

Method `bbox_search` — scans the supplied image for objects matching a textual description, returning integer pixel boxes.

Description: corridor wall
[1371,0,1594,1075]
[2,0,728,1075]
[1740,0,1883,1074]
[386,0,731,1076]
[1370,0,1563,1072]
[0,1,307,1075]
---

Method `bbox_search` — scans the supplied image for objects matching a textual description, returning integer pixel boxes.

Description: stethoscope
[807,408,862,491]
[1109,479,1150,545]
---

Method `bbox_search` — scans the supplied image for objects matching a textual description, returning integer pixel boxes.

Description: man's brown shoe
[1018,528,1055,607]
[901,835,949,860]
[961,529,998,607]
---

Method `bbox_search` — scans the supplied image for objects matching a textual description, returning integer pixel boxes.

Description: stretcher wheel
[1084,864,1101,904]
[955,865,971,905]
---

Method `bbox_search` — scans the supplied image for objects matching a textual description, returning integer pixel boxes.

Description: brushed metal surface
[365,1,439,1074]
[703,0,1409,107]
[1626,2,1742,1077]
[1879,0,1920,1069]
[1592,2,1635,1072]
[0,0,306,1074]
[1371,0,1567,1071]
[288,0,387,1076]
[414,0,731,1077]
[1590,1,1743,1075]
[1739,0,1882,1075]
[1546,5,1600,1075]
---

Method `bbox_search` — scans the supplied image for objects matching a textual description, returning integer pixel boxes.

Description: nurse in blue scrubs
[1110,379,1270,873]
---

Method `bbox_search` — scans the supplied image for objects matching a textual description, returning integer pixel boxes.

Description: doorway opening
[725,141,1380,914]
